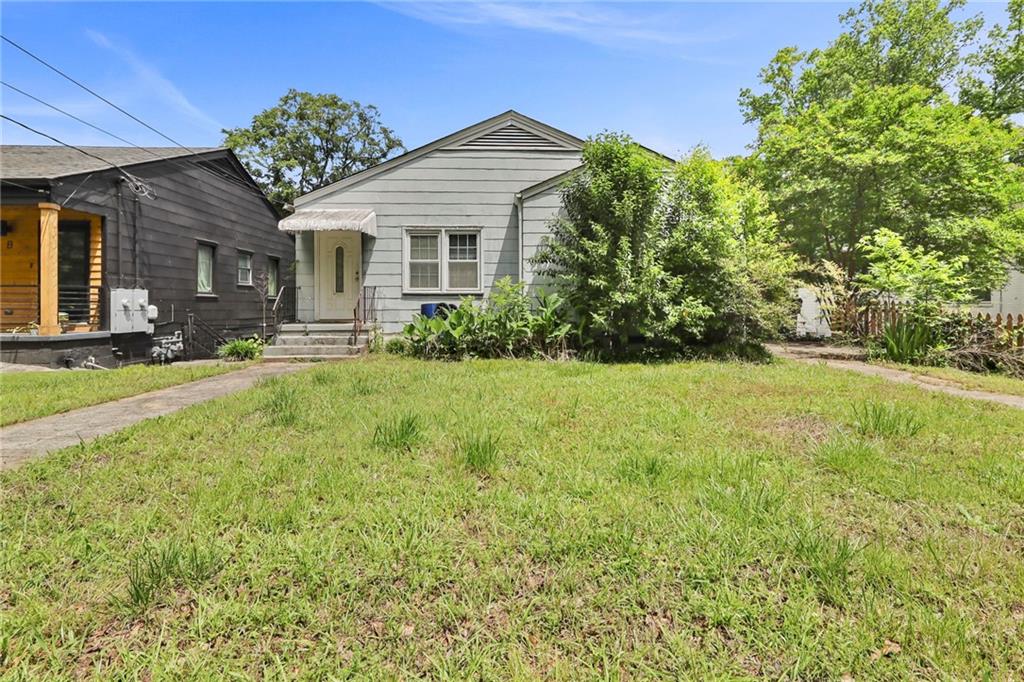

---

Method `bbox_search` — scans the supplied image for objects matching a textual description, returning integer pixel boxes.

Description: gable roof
[295,110,585,207]
[1,145,281,218]
[0,145,222,180]
[518,165,584,200]
[517,141,677,201]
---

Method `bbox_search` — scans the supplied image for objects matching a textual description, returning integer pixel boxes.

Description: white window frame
[237,251,253,286]
[267,256,280,298]
[197,242,215,295]
[402,227,482,294]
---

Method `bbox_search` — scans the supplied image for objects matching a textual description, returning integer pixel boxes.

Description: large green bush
[402,279,571,360]
[533,135,799,359]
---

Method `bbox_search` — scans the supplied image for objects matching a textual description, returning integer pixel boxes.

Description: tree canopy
[224,90,404,210]
[739,0,1024,292]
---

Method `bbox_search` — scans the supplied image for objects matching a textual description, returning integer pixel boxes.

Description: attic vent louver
[457,124,567,150]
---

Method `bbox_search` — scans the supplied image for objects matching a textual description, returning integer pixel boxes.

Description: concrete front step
[280,322,359,333]
[265,344,363,358]
[273,334,367,346]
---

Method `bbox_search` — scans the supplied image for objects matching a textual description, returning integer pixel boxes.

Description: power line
[2,35,196,153]
[0,36,271,201]
[0,80,272,202]
[1,80,142,149]
[0,114,155,198]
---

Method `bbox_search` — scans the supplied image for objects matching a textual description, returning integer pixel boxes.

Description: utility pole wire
[0,79,274,202]
[0,113,155,198]
[2,35,198,153]
[0,35,270,201]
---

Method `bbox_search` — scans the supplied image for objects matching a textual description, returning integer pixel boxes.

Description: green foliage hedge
[402,279,571,360]
[533,135,799,360]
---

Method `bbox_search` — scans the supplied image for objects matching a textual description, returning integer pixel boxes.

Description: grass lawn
[879,362,1024,398]
[0,362,245,427]
[1,357,1022,679]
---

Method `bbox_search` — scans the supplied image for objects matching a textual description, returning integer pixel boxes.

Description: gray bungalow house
[275,111,584,355]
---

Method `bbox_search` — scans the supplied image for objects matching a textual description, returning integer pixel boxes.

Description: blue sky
[0,1,1010,159]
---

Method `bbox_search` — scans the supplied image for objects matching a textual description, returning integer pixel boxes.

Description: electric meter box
[109,288,150,334]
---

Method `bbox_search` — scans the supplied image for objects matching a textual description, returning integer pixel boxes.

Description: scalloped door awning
[278,208,377,236]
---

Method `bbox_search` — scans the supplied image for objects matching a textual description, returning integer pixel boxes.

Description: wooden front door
[316,231,360,320]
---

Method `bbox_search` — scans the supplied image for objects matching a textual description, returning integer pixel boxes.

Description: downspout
[132,195,140,286]
[515,192,524,282]
[115,179,123,286]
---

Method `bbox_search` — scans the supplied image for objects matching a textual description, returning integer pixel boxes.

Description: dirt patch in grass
[757,413,835,449]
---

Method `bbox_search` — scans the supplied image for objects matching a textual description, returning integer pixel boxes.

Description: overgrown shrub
[533,135,799,359]
[384,337,410,355]
[402,278,572,360]
[853,229,1024,376]
[217,336,264,361]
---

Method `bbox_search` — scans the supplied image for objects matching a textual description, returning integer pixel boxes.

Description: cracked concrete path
[768,343,1024,410]
[1,363,307,471]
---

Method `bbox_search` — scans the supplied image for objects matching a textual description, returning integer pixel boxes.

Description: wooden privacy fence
[850,301,1024,347]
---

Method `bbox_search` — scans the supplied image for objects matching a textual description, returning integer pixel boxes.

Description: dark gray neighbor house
[0,145,294,367]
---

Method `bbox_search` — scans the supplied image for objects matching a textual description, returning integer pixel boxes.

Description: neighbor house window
[404,228,481,293]
[197,243,215,294]
[237,251,253,285]
[267,257,279,297]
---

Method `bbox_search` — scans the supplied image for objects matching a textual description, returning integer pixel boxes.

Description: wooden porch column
[37,202,61,336]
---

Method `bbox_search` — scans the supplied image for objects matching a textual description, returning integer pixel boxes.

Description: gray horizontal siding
[521,184,567,291]
[297,148,579,332]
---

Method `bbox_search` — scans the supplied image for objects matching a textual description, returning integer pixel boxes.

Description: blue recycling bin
[420,303,441,318]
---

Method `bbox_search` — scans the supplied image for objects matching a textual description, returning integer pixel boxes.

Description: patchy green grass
[879,362,1024,397]
[0,362,244,426]
[1,357,1022,679]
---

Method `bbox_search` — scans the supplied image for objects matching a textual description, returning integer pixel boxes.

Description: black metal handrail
[271,285,287,336]
[353,285,378,341]
[185,311,228,359]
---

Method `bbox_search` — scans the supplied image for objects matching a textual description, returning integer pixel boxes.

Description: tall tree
[224,90,404,209]
[960,0,1023,119]
[740,0,1024,291]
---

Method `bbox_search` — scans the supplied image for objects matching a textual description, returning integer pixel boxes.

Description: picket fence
[847,301,1024,348]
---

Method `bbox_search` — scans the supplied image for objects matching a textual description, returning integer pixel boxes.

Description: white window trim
[237,251,253,286]
[197,242,215,295]
[267,256,280,299]
[402,227,483,295]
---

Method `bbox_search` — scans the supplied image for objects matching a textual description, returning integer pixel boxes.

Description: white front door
[316,231,360,320]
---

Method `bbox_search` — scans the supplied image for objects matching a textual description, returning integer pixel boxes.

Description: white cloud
[379,2,738,62]
[84,29,222,133]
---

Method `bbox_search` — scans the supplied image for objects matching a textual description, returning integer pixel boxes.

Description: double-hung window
[197,243,215,294]
[447,232,480,290]
[408,233,441,290]
[404,228,481,293]
[237,251,253,285]
[267,257,280,297]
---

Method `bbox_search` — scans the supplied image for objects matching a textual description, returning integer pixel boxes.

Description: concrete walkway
[1,363,305,471]
[769,343,1024,410]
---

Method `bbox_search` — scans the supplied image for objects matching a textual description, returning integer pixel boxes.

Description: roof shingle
[0,145,222,180]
